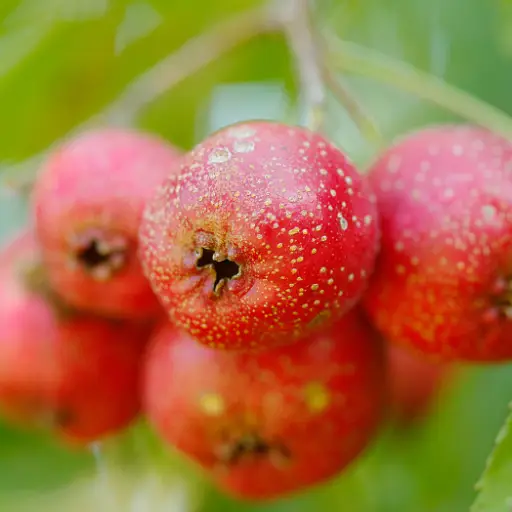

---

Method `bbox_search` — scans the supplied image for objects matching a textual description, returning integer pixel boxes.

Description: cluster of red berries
[0,120,509,501]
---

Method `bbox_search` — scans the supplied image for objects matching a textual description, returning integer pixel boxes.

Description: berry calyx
[69,226,128,281]
[140,121,379,350]
[363,124,512,361]
[143,309,386,500]
[33,128,182,320]
[195,246,241,295]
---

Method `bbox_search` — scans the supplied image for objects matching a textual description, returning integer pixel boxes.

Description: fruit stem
[279,0,327,131]
[327,37,512,140]
[100,5,280,127]
[0,5,279,193]
[322,64,385,148]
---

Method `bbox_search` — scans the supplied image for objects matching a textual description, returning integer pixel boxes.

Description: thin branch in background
[279,0,327,132]
[322,66,384,149]
[328,37,512,140]
[0,4,278,193]
[98,4,279,127]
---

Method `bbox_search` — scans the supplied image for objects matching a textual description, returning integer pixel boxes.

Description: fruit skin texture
[0,230,147,444]
[33,128,182,320]
[140,121,379,350]
[388,344,450,425]
[143,310,386,501]
[363,125,512,362]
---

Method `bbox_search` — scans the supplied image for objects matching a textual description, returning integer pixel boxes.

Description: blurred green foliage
[472,407,512,512]
[1,0,512,510]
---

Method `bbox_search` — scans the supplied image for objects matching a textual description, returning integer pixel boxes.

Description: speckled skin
[0,231,148,444]
[143,310,386,501]
[388,344,450,425]
[33,128,182,320]
[140,121,379,350]
[364,125,512,362]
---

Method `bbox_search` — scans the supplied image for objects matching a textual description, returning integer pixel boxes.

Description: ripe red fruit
[33,128,182,320]
[140,121,379,350]
[387,344,450,425]
[143,310,386,501]
[0,231,147,444]
[363,124,512,361]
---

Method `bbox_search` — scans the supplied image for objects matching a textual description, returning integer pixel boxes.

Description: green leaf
[496,0,512,56]
[472,403,512,512]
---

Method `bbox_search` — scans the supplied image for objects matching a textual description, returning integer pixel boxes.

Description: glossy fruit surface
[0,230,147,444]
[140,121,379,350]
[143,310,386,500]
[364,125,512,361]
[33,128,182,320]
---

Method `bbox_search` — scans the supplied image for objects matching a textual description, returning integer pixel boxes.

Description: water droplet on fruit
[208,147,231,163]
[233,140,255,153]
[339,214,348,231]
[482,204,497,221]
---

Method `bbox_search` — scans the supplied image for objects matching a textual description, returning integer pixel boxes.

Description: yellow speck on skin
[308,310,331,329]
[303,382,330,413]
[199,393,225,416]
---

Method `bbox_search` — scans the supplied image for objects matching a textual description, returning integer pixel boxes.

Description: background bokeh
[1,0,512,511]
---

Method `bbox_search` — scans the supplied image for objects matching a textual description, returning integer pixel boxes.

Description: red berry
[364,125,512,361]
[143,310,386,501]
[33,128,182,320]
[140,121,379,350]
[0,231,147,444]
[388,344,450,425]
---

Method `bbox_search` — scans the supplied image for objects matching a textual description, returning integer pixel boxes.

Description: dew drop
[339,214,348,231]
[482,204,497,221]
[233,140,255,153]
[208,147,231,164]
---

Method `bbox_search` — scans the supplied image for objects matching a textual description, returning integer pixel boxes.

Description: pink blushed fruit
[140,121,379,350]
[33,128,182,320]
[364,125,512,361]
[0,230,147,444]
[143,310,386,500]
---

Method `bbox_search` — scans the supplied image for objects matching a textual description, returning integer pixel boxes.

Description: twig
[99,4,279,127]
[328,37,512,140]
[322,66,384,148]
[1,4,278,193]
[279,0,327,131]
